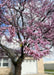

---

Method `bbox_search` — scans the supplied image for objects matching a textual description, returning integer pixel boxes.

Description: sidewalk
[26,74,52,75]
[36,74,51,75]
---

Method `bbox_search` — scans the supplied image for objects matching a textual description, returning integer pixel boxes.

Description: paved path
[26,74,51,75]
[45,71,54,74]
[36,74,51,75]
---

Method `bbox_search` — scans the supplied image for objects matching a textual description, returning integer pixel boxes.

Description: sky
[43,47,54,62]
[1,35,54,62]
[43,57,54,62]
[1,24,54,62]
[0,0,54,62]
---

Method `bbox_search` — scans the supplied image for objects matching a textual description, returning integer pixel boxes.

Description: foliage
[0,0,54,62]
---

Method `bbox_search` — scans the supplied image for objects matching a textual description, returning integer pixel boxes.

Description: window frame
[0,58,9,67]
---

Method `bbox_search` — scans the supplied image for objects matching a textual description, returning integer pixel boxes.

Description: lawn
[45,70,54,72]
[44,69,54,75]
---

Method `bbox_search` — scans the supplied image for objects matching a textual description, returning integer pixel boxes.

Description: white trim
[0,58,9,67]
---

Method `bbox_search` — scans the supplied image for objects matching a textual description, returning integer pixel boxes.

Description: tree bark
[15,45,24,75]
[15,57,24,75]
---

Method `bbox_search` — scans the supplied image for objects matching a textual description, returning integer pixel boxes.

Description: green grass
[45,70,54,72]
[51,74,54,75]
[44,69,54,75]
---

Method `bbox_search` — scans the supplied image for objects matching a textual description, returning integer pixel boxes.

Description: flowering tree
[0,0,54,75]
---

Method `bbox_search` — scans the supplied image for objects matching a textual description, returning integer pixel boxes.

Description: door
[21,59,37,75]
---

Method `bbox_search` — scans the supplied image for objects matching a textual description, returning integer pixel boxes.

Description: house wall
[0,58,14,75]
[44,61,54,70]
[44,64,54,70]
[0,58,44,75]
[37,59,44,74]
[0,67,11,75]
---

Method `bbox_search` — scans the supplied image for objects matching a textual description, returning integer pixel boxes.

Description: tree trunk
[15,46,24,75]
[15,57,24,75]
[15,63,22,75]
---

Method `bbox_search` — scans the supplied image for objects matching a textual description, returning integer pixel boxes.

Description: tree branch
[21,46,24,58]
[0,43,17,65]
[41,9,54,22]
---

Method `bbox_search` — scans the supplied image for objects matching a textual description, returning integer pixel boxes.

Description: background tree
[0,0,54,75]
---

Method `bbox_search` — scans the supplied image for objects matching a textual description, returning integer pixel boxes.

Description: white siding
[21,59,37,75]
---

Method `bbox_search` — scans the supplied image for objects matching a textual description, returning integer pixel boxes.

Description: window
[0,58,9,67]
[3,59,8,67]
[3,63,8,66]
[33,60,35,62]
[0,63,1,66]
[30,60,31,62]
[26,60,28,62]
[0,59,1,66]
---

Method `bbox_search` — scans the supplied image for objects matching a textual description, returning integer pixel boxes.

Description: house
[44,61,54,70]
[0,55,44,75]
[0,37,44,75]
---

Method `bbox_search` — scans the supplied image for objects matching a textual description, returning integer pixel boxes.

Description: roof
[44,61,54,64]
